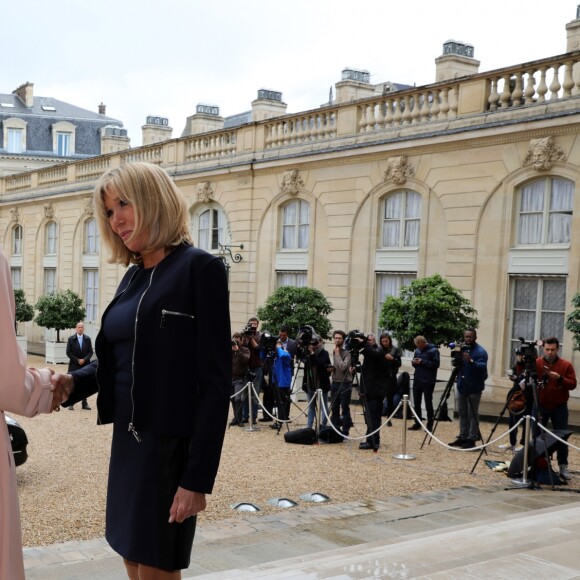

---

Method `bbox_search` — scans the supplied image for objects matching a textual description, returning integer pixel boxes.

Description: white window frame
[51,121,76,156]
[3,118,26,154]
[191,204,228,253]
[12,224,23,255]
[57,132,71,156]
[45,221,57,255]
[11,267,22,290]
[83,269,99,322]
[84,218,99,254]
[381,190,421,248]
[281,199,310,250]
[43,268,57,294]
[516,177,574,246]
[508,276,567,365]
[276,271,307,288]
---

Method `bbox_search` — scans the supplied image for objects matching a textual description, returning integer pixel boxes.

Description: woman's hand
[168,487,206,524]
[50,373,74,410]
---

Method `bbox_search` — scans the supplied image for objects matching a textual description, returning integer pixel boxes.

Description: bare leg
[136,563,181,579]
[123,559,139,580]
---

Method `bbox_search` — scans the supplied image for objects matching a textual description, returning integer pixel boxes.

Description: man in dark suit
[66,322,93,410]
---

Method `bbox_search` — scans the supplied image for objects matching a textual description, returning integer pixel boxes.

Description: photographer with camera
[270,339,293,430]
[230,333,250,426]
[409,335,440,432]
[534,337,577,480]
[329,330,354,436]
[301,332,332,430]
[241,317,263,424]
[449,329,488,450]
[355,332,394,450]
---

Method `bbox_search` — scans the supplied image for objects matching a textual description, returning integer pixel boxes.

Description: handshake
[49,372,75,412]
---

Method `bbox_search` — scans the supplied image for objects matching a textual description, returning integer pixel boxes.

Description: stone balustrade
[1,50,579,199]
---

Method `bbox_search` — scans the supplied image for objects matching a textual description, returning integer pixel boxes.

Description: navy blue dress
[102,267,196,570]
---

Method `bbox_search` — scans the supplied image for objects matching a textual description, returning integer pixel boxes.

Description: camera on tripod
[515,337,543,372]
[242,323,255,336]
[259,331,278,357]
[447,341,470,368]
[295,325,317,358]
[345,329,369,371]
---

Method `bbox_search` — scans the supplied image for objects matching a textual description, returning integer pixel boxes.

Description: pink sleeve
[0,250,53,417]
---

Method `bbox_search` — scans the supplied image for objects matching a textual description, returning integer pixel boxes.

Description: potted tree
[35,289,86,364]
[14,289,34,353]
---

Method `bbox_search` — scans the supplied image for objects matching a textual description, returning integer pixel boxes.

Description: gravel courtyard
[15,355,578,547]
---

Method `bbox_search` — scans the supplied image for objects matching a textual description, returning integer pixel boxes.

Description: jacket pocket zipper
[160,309,195,328]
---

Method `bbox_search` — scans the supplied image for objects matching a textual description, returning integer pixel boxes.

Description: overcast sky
[4,1,577,147]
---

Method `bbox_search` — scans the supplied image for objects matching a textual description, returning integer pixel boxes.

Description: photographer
[241,316,263,424]
[535,337,577,480]
[302,334,332,430]
[449,329,488,450]
[329,330,354,436]
[409,336,440,432]
[356,332,393,450]
[230,333,250,426]
[270,339,293,430]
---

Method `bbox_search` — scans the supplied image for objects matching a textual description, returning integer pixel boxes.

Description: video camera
[295,325,316,358]
[345,329,369,371]
[259,331,278,357]
[242,323,256,336]
[447,341,470,368]
[515,337,543,372]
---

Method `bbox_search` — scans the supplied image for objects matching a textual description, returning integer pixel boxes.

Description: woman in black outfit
[52,162,231,579]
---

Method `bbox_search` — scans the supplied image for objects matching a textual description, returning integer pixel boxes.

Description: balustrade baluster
[523,70,536,105]
[512,72,523,107]
[384,99,393,126]
[419,92,430,122]
[401,96,412,125]
[431,89,440,119]
[549,64,562,100]
[537,67,548,103]
[488,78,500,111]
[375,101,385,129]
[448,85,458,118]
[393,97,403,125]
[500,74,512,109]
[439,87,450,118]
[410,95,421,124]
[562,62,574,97]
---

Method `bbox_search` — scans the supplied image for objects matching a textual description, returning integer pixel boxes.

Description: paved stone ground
[24,483,580,579]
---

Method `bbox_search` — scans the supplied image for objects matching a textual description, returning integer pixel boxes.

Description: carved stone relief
[197,181,214,203]
[280,169,305,195]
[523,136,567,171]
[44,203,54,219]
[9,207,19,224]
[383,155,415,185]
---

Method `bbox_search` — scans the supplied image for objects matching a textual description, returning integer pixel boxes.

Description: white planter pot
[16,335,27,354]
[45,341,68,364]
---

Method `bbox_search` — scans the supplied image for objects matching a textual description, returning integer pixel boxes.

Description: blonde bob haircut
[94,162,193,266]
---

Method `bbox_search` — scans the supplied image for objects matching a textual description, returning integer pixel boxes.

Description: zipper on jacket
[128,266,157,443]
[160,309,195,328]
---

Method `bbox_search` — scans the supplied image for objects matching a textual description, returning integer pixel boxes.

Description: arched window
[84,218,99,253]
[44,221,57,255]
[12,225,23,255]
[194,207,226,251]
[281,199,309,249]
[517,177,573,245]
[381,190,421,248]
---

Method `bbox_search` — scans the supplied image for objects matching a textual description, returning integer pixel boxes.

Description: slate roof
[0,91,125,158]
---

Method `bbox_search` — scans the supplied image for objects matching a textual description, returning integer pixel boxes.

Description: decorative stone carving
[383,155,415,185]
[197,181,214,203]
[9,207,19,224]
[44,203,54,219]
[524,137,567,171]
[83,198,94,216]
[280,169,305,195]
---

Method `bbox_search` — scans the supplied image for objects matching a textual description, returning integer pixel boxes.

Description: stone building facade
[2,12,580,412]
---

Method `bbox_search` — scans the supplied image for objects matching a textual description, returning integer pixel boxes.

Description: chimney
[566,6,580,52]
[13,82,34,108]
[435,40,480,82]
[181,105,224,137]
[251,89,287,121]
[334,68,376,103]
[98,102,106,115]
[142,115,173,145]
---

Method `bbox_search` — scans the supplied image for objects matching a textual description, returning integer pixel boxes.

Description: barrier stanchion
[392,395,416,460]
[243,380,258,432]
[510,415,531,486]
[315,389,322,437]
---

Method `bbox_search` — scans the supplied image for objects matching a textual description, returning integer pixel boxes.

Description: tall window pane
[376,273,416,339]
[44,268,56,294]
[277,272,307,288]
[12,225,23,255]
[517,178,573,245]
[509,277,566,363]
[57,132,71,156]
[197,208,225,251]
[84,219,99,253]
[282,200,309,249]
[11,267,22,290]
[7,128,23,153]
[45,222,57,255]
[382,191,421,248]
[84,269,99,322]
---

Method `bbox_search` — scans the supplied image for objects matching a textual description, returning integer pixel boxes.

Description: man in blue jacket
[449,329,488,449]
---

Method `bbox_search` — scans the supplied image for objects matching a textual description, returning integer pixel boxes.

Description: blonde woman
[52,163,231,579]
